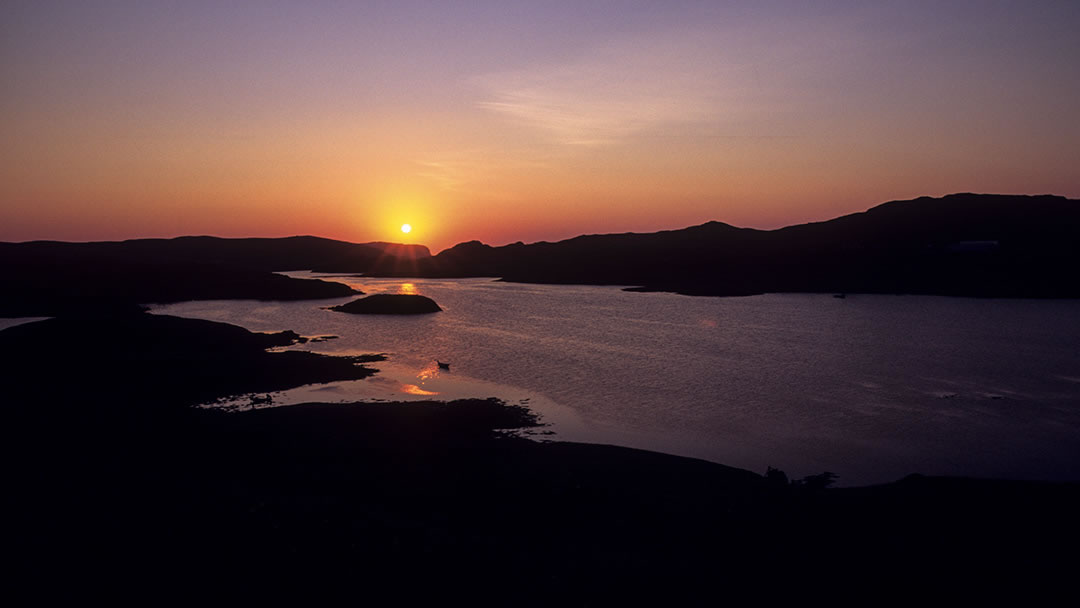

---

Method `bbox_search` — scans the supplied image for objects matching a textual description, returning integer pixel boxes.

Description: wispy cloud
[472,31,749,146]
[415,160,468,192]
[415,153,551,193]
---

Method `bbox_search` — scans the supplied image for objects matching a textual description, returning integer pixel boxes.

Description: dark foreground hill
[4,313,1078,602]
[369,193,1080,297]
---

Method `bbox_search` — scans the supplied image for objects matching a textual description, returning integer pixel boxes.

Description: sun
[400,223,412,234]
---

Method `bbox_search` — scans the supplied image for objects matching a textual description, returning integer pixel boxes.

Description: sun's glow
[401,223,412,234]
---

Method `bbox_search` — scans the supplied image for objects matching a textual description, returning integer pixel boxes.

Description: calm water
[151,274,1080,485]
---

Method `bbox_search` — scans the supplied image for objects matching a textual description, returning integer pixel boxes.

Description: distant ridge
[3,194,1078,314]
[365,193,1080,298]
[0,235,430,272]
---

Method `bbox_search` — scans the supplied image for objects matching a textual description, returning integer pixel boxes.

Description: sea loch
[153,275,1080,486]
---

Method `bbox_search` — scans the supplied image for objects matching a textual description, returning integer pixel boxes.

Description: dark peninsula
[0,311,384,408]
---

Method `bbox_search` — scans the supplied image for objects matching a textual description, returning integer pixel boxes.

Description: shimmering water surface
[151,274,1080,485]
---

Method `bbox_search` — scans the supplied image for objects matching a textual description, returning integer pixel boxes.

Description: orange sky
[2,2,1078,252]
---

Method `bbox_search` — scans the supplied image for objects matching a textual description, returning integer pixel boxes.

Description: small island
[329,293,442,315]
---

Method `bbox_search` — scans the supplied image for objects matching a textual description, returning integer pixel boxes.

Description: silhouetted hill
[0,236,430,316]
[0,235,430,273]
[368,194,1080,297]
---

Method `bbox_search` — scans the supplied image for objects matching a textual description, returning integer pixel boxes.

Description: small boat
[833,293,846,299]
[436,360,450,370]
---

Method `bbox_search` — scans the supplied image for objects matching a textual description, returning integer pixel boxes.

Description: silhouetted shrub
[765,466,789,487]
[799,472,838,491]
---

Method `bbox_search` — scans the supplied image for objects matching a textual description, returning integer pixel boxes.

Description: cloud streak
[415,153,552,194]
[473,31,744,146]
